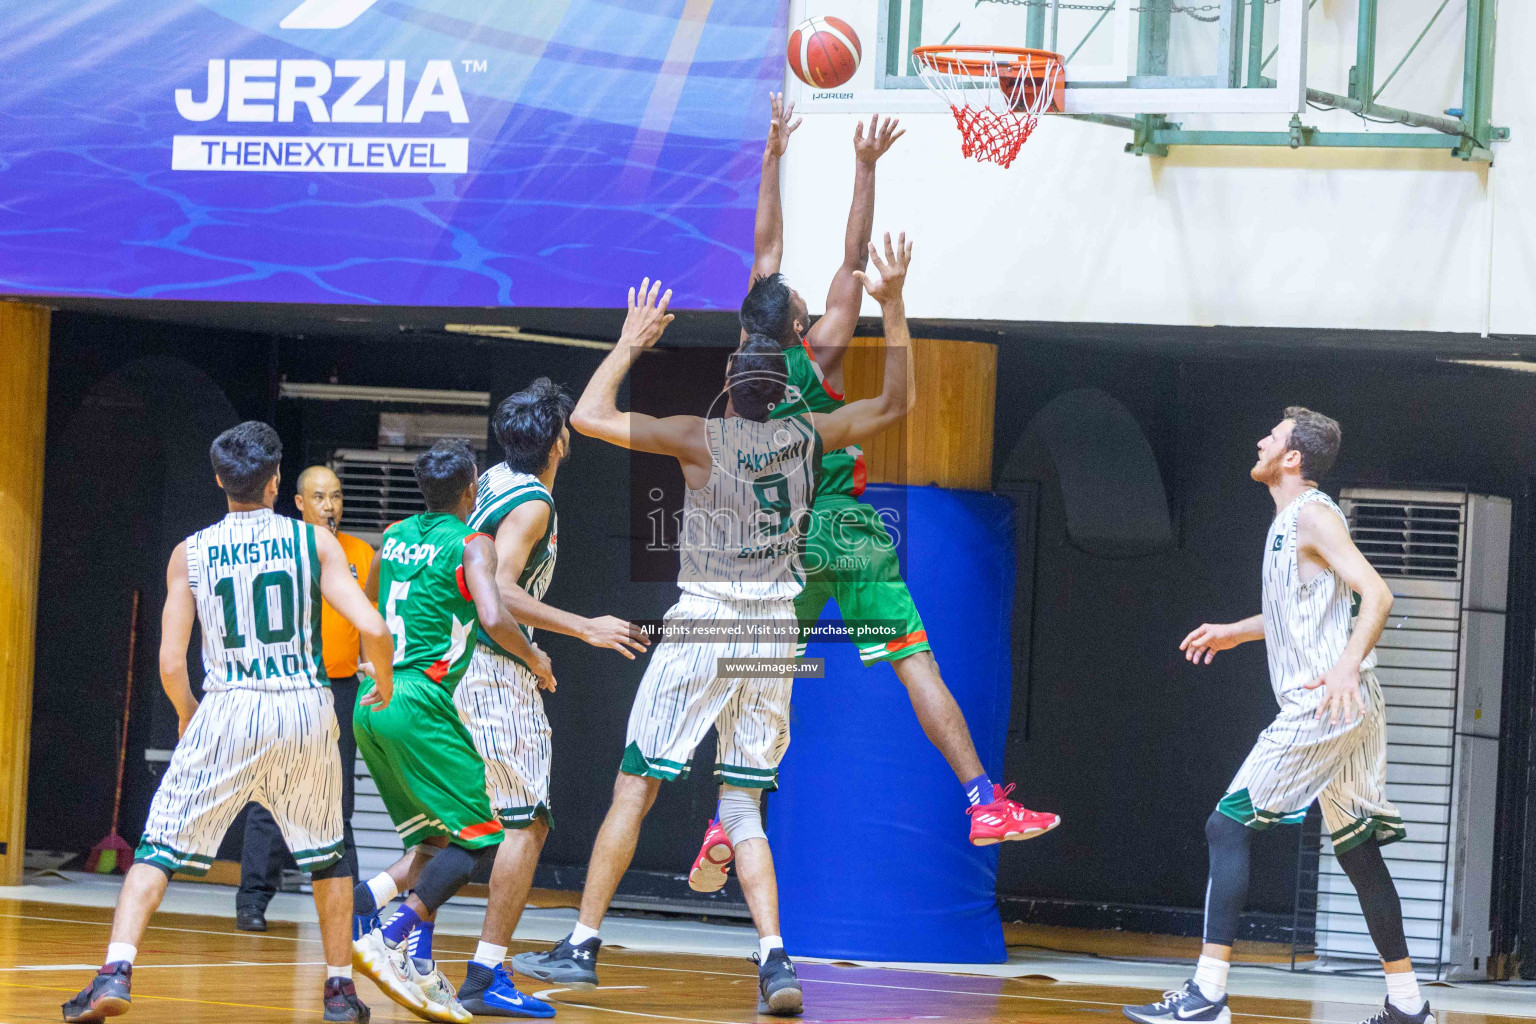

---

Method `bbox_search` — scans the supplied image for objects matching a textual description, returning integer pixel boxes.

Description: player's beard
[1250,453,1279,484]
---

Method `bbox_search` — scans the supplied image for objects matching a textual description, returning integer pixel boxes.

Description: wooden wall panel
[0,303,49,885]
[840,336,996,490]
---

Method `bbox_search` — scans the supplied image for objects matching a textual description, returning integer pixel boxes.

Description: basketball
[787,16,861,90]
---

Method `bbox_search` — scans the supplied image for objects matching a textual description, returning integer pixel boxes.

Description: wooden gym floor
[0,897,1529,1024]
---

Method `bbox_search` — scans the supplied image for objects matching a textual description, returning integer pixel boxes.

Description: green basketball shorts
[794,499,929,665]
[354,673,503,850]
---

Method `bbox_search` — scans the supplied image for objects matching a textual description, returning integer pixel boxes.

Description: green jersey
[377,512,483,690]
[773,338,865,502]
[466,463,555,667]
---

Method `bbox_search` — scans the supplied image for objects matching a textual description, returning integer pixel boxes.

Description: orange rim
[912,45,1064,78]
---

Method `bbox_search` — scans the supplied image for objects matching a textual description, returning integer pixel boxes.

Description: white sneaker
[353,927,427,1014]
[402,957,472,1024]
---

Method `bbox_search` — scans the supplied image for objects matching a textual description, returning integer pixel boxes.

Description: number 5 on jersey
[386,580,411,665]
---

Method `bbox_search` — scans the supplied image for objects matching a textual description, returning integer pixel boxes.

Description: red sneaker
[968,784,1061,846]
[687,819,734,893]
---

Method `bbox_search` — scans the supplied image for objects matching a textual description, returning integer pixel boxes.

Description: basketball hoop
[911,46,1065,169]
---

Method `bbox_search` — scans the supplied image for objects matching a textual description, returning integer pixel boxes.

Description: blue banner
[0,1,785,308]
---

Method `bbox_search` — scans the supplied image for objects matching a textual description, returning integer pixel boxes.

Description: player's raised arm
[462,533,557,690]
[571,278,711,475]
[158,541,201,738]
[1299,501,1394,723]
[812,232,915,452]
[1179,615,1265,665]
[493,500,649,659]
[315,526,394,709]
[805,114,904,376]
[750,93,801,283]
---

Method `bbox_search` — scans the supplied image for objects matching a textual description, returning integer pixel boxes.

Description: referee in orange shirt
[235,465,375,932]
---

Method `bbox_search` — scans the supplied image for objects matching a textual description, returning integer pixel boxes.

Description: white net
[912,47,1064,168]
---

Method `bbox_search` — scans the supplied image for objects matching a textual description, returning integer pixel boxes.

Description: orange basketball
[787,16,862,90]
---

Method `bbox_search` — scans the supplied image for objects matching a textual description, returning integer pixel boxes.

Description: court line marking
[0,979,388,1019]
[6,909,1528,1024]
[530,988,738,1024]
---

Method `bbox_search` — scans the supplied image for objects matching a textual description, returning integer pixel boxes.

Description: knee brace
[718,786,766,845]
[1203,808,1254,947]
[412,843,497,913]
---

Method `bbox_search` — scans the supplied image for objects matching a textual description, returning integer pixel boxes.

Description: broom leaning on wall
[86,589,139,874]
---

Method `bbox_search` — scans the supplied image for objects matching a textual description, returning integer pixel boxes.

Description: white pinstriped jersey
[1262,489,1376,700]
[467,464,555,661]
[679,415,819,603]
[185,508,328,692]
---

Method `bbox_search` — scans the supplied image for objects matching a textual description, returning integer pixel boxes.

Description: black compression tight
[1202,809,1252,947]
[1335,838,1411,962]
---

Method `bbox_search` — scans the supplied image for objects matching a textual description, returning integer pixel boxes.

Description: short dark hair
[493,378,574,475]
[414,439,478,512]
[1283,406,1342,480]
[210,421,282,503]
[741,273,794,345]
[727,334,789,422]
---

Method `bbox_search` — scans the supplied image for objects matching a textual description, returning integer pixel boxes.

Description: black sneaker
[61,962,132,1022]
[1123,980,1229,1024]
[236,906,268,932]
[510,934,601,990]
[1360,1001,1434,1024]
[755,949,803,1017]
[322,977,371,1022]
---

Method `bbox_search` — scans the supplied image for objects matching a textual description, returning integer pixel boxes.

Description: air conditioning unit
[330,449,431,546]
[1309,489,1508,979]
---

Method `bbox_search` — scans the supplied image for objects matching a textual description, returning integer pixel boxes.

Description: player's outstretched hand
[528,642,557,692]
[1305,661,1364,727]
[618,278,675,349]
[854,114,904,163]
[852,231,911,305]
[1179,622,1240,664]
[766,92,802,158]
[582,615,651,659]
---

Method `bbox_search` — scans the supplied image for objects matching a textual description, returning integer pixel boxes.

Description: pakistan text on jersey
[206,537,297,568]
[222,652,316,684]
[381,537,440,566]
[735,439,809,473]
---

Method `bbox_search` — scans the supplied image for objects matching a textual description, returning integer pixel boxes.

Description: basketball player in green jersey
[350,440,556,1023]
[692,97,1058,871]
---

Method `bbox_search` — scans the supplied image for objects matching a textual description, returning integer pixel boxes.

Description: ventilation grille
[1346,499,1464,580]
[331,449,428,543]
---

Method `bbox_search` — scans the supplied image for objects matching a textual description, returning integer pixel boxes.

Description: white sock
[366,873,399,909]
[759,935,784,961]
[1193,955,1229,1001]
[473,941,507,969]
[570,922,601,946]
[1385,970,1423,1014]
[329,965,352,981]
[105,943,137,967]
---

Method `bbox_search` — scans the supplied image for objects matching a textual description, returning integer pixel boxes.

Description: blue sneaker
[459,963,556,1018]
[1123,981,1229,1024]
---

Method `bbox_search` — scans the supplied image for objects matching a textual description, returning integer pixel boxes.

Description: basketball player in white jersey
[63,421,395,1024]
[513,236,915,1017]
[451,377,650,1017]
[1124,409,1430,1024]
[726,95,1055,862]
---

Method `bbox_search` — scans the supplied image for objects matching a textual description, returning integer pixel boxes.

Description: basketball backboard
[785,0,1308,115]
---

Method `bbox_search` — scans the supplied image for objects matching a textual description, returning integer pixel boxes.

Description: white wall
[778,1,1532,336]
